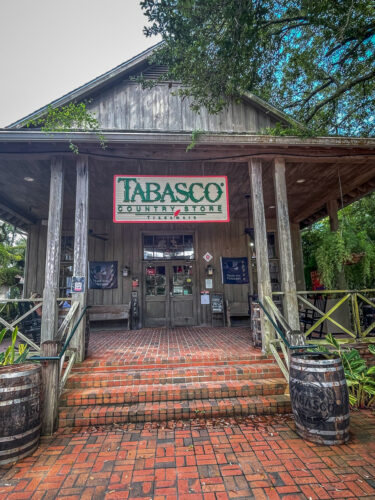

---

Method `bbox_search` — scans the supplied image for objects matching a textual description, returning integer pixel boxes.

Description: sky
[0,0,158,127]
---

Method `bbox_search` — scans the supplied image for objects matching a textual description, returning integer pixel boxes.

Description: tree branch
[261,16,308,28]
[305,69,375,122]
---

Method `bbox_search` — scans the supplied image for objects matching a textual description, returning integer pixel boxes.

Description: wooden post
[40,157,64,435]
[71,156,89,362]
[327,199,347,290]
[41,158,64,343]
[41,341,60,434]
[249,159,273,352]
[327,199,339,232]
[274,158,304,345]
[291,223,306,291]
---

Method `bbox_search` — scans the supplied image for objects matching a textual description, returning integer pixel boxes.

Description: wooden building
[1,44,375,357]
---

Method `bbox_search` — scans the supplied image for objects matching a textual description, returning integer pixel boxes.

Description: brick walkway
[1,411,375,500]
[86,327,261,366]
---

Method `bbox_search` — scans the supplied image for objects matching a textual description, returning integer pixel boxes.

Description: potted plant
[0,327,42,464]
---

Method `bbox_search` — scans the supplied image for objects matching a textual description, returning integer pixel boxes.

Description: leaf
[325,333,340,349]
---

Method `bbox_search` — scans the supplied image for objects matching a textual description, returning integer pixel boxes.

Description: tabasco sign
[113,175,229,223]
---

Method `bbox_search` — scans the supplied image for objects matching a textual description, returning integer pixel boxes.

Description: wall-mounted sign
[113,175,229,223]
[221,257,249,285]
[72,276,85,293]
[89,261,118,289]
[203,252,213,262]
[200,290,210,304]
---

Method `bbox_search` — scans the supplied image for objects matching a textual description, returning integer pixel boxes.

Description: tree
[141,0,375,136]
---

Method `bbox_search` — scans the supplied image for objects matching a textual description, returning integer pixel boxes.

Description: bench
[226,301,250,327]
[89,303,131,330]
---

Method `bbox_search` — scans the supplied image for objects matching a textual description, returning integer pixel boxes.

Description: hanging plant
[315,223,375,290]
[315,230,350,289]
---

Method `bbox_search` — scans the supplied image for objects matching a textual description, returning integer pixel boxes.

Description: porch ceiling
[0,135,375,229]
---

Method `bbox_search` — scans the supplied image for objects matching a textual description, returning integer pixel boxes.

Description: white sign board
[114,175,229,223]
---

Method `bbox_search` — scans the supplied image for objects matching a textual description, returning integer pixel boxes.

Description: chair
[300,295,328,339]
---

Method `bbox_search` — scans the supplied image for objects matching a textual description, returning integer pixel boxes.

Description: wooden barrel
[289,354,349,445]
[0,363,41,464]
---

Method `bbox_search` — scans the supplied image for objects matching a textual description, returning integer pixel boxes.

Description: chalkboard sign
[211,293,224,313]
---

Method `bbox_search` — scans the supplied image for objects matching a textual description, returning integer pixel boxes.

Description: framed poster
[221,257,249,285]
[89,261,118,289]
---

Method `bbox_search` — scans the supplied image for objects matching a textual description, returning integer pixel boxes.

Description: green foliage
[26,101,106,154]
[0,222,26,287]
[324,334,375,408]
[141,0,375,136]
[0,328,29,366]
[302,193,375,289]
[186,129,205,152]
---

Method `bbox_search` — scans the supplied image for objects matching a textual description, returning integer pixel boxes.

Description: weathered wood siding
[25,216,306,325]
[87,83,279,132]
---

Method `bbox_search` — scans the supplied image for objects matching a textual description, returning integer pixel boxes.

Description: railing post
[41,341,60,435]
[71,156,89,362]
[249,159,274,352]
[273,158,304,345]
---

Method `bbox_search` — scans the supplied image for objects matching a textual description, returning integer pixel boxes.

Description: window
[143,234,194,260]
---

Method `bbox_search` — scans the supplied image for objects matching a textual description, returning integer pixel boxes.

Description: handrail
[256,299,318,351]
[30,305,89,361]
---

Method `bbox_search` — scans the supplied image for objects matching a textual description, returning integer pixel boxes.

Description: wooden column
[249,159,273,352]
[71,156,89,362]
[40,157,64,435]
[291,223,306,291]
[327,199,339,232]
[274,158,304,345]
[41,157,64,343]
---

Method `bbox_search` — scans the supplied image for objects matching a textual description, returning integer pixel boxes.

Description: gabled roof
[7,42,297,130]
[7,42,163,129]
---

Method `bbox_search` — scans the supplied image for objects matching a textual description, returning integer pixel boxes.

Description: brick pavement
[1,411,374,499]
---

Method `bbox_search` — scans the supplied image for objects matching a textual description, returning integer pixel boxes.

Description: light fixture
[24,177,34,182]
[206,264,214,276]
[296,179,306,184]
[268,205,275,209]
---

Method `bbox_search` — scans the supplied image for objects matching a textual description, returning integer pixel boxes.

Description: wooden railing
[272,290,375,341]
[0,298,44,353]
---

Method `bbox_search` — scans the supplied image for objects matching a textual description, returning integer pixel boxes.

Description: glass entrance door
[144,262,196,327]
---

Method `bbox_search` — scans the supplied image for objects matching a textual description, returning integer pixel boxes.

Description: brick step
[71,356,275,373]
[59,394,291,428]
[60,378,287,407]
[66,363,283,389]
